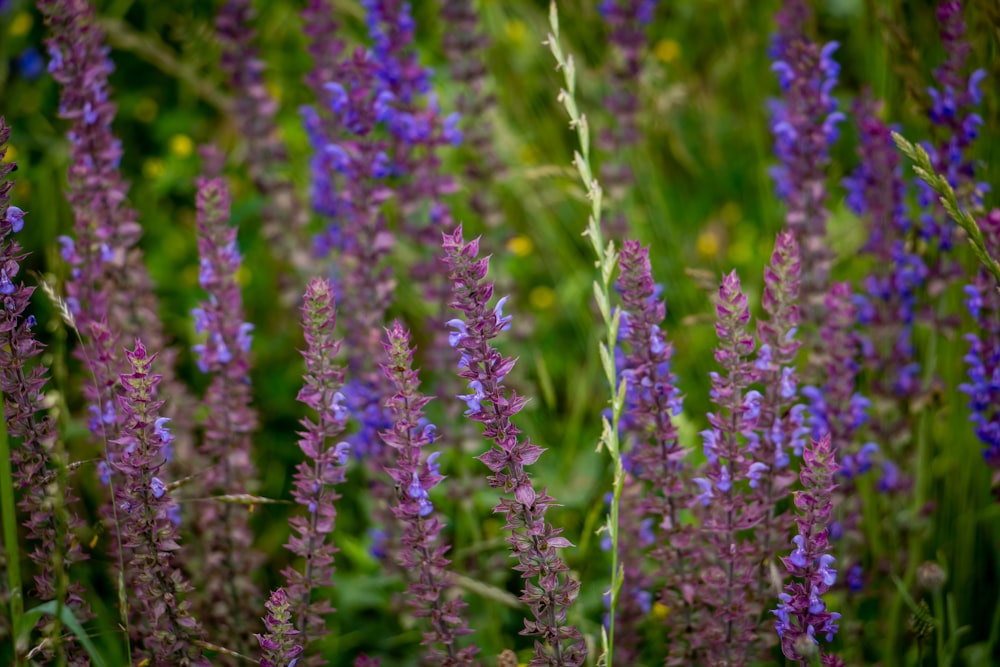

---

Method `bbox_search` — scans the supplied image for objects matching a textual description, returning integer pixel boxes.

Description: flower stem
[546,5,626,665]
[0,393,26,667]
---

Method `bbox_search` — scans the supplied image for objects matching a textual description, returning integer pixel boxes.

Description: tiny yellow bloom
[5,145,17,163]
[507,235,533,257]
[654,39,680,64]
[138,659,150,667]
[10,13,33,38]
[89,534,99,549]
[169,134,194,158]
[696,230,720,258]
[142,158,165,179]
[504,19,526,44]
[652,601,670,621]
[529,286,555,310]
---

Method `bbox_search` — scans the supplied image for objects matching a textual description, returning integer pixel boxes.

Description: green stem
[545,4,626,664]
[0,394,26,667]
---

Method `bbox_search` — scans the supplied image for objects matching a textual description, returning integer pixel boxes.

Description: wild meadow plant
[0,0,998,666]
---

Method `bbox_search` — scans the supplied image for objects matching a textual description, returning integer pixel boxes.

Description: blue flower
[5,205,25,232]
[458,380,485,415]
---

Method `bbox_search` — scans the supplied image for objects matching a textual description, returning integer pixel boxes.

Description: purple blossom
[695,269,773,663]
[113,341,208,666]
[0,117,92,658]
[256,589,304,667]
[598,0,659,235]
[283,278,351,653]
[768,0,845,326]
[846,94,926,402]
[773,435,841,663]
[444,225,585,666]
[615,240,697,659]
[379,322,478,664]
[217,0,311,276]
[958,209,1000,493]
[915,1,987,281]
[187,168,262,646]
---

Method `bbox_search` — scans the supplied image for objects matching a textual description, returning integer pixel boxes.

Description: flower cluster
[114,341,208,666]
[914,1,987,301]
[0,117,91,663]
[38,0,191,487]
[800,284,883,485]
[283,278,351,657]
[753,232,807,599]
[614,240,694,659]
[959,208,1000,495]
[598,0,657,227]
[444,225,585,667]
[846,94,925,399]
[768,0,845,324]
[256,588,304,667]
[216,0,311,277]
[439,0,502,226]
[919,0,986,247]
[694,271,767,664]
[773,435,842,665]
[380,322,478,665]
[188,169,262,652]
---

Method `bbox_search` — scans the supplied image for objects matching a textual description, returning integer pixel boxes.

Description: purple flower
[256,588,304,667]
[444,226,585,666]
[113,341,208,665]
[768,0,844,325]
[188,168,262,643]
[4,205,25,232]
[283,278,351,647]
[0,119,93,652]
[598,0,659,236]
[216,0,311,275]
[379,322,478,664]
[772,435,841,663]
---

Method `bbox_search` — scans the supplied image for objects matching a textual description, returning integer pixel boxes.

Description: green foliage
[0,0,999,665]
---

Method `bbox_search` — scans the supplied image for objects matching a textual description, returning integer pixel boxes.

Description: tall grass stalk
[893,132,1000,284]
[545,4,627,665]
[0,393,26,667]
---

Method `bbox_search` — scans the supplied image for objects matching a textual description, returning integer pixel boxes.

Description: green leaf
[19,602,109,667]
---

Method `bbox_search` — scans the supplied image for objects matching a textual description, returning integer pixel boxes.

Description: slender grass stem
[545,4,626,664]
[0,394,26,667]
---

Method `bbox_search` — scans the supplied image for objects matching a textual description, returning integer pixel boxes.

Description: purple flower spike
[0,117,93,659]
[444,225,586,666]
[39,0,187,461]
[379,322,478,664]
[696,269,774,662]
[959,210,1000,496]
[615,240,697,661]
[769,0,844,326]
[256,588,304,667]
[773,435,842,664]
[187,168,262,648]
[114,341,208,665]
[217,0,311,276]
[598,0,658,236]
[283,278,351,653]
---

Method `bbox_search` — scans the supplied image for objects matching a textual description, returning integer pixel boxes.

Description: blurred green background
[1,0,999,664]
